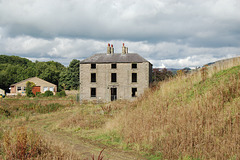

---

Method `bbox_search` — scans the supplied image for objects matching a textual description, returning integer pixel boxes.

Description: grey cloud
[0,0,239,47]
[0,0,239,68]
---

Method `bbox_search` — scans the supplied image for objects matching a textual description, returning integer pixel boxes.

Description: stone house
[0,89,5,96]
[80,43,152,102]
[9,77,57,95]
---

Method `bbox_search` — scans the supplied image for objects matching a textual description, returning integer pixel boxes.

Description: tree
[59,59,80,90]
[152,68,173,82]
[26,81,36,97]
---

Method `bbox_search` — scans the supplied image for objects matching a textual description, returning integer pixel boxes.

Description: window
[43,87,48,92]
[91,63,96,69]
[132,63,137,69]
[111,73,117,82]
[132,73,137,82]
[49,87,54,92]
[91,88,96,97]
[132,88,137,97]
[91,73,96,82]
[111,63,117,69]
[23,87,26,91]
[17,87,21,91]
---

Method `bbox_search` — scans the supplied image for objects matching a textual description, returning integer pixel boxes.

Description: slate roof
[80,53,149,64]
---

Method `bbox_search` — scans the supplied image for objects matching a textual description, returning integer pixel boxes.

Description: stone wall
[80,62,151,102]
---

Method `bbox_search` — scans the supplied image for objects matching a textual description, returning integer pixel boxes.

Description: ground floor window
[91,88,96,97]
[17,87,21,91]
[49,87,54,92]
[132,88,137,97]
[43,87,48,92]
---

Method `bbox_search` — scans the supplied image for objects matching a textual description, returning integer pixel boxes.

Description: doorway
[111,88,117,101]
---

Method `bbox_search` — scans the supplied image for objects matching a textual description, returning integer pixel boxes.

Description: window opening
[91,88,96,97]
[91,73,96,82]
[132,63,137,69]
[132,88,137,97]
[111,63,117,69]
[111,73,117,82]
[91,63,96,69]
[132,73,137,82]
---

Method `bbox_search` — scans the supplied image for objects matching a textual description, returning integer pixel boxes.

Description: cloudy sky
[0,0,239,68]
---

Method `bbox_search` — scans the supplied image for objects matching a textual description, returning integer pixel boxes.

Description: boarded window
[132,88,137,97]
[111,73,117,82]
[132,73,137,82]
[91,64,96,69]
[132,63,137,69]
[111,63,117,69]
[91,88,96,97]
[91,73,96,82]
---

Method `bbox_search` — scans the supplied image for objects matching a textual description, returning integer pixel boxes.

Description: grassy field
[0,57,240,159]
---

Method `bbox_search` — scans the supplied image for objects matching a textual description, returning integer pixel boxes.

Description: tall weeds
[107,57,240,159]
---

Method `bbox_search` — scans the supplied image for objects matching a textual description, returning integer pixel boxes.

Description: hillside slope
[107,57,240,159]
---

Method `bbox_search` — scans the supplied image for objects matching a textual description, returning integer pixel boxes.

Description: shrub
[35,92,42,97]
[56,91,67,97]
[43,91,53,97]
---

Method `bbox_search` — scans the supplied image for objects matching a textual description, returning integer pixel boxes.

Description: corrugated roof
[80,53,149,64]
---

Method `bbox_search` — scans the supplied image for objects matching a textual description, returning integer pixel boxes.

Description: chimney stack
[122,43,128,55]
[107,43,111,54]
[111,44,114,54]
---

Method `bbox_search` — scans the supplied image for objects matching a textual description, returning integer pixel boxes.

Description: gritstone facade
[80,43,152,102]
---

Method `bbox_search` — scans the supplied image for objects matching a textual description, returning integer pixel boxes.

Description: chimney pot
[108,43,110,46]
[123,43,124,46]
[111,44,114,54]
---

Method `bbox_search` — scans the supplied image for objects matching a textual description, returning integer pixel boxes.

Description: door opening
[111,88,117,101]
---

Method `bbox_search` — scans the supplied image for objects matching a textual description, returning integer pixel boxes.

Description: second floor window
[111,73,117,82]
[111,63,117,69]
[132,63,137,69]
[91,73,96,82]
[91,64,96,69]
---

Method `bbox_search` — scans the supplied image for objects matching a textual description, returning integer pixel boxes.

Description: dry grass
[106,57,240,159]
[0,126,80,159]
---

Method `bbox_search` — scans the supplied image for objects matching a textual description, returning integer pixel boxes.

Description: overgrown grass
[0,100,71,119]
[105,57,240,159]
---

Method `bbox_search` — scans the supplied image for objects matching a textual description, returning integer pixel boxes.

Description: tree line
[0,55,80,93]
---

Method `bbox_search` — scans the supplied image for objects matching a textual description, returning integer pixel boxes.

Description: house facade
[80,44,152,102]
[0,89,5,96]
[9,77,57,95]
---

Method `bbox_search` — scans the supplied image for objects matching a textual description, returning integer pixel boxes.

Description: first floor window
[91,88,96,97]
[43,87,48,92]
[17,87,21,91]
[91,73,96,82]
[111,73,117,82]
[132,73,137,82]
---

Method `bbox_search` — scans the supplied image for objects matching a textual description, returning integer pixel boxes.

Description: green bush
[56,91,67,97]
[43,91,53,97]
[36,92,42,97]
